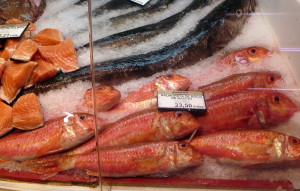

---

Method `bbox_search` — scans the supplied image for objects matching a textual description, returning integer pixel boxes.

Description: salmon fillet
[38,38,79,73]
[26,53,59,88]
[10,39,38,62]
[0,60,37,103]
[32,28,63,46]
[12,93,44,130]
[0,102,13,137]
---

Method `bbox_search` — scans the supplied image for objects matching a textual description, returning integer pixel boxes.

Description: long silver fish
[24,0,255,95]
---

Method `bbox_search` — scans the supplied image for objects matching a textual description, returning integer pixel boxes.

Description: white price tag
[130,0,151,6]
[0,23,29,39]
[157,90,206,112]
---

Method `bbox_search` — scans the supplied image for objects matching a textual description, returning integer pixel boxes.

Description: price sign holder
[129,0,151,6]
[0,23,29,39]
[157,90,206,113]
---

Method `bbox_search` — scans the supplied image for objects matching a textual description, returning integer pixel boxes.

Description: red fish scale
[190,130,291,163]
[199,91,260,133]
[198,90,297,134]
[0,113,94,161]
[64,109,200,155]
[23,142,203,177]
[198,72,281,100]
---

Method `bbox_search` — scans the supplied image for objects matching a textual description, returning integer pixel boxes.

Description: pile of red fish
[0,46,299,184]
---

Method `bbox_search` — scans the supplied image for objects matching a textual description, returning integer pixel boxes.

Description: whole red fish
[78,85,121,113]
[0,113,95,161]
[121,74,191,104]
[198,90,298,134]
[64,74,190,154]
[217,46,271,66]
[97,74,191,126]
[64,109,200,155]
[21,141,203,177]
[198,72,281,100]
[190,130,300,167]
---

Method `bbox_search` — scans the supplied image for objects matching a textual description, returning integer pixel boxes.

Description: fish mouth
[267,51,274,56]
[191,151,204,165]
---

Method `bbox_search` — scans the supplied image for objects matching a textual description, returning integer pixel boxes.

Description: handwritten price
[0,34,10,38]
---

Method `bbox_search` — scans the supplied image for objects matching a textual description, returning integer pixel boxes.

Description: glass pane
[1,0,300,190]
[91,0,300,190]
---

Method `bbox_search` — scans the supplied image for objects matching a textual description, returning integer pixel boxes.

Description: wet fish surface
[64,74,191,155]
[190,130,300,167]
[24,0,255,94]
[0,113,95,161]
[198,90,298,134]
[78,85,121,113]
[83,0,210,49]
[91,0,159,17]
[216,46,271,66]
[198,72,282,100]
[21,141,203,177]
[109,0,177,26]
[64,109,200,155]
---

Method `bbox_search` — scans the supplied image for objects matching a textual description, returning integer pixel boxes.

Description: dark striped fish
[82,0,210,49]
[23,0,256,95]
[92,0,161,17]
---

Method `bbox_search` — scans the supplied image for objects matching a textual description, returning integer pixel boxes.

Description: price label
[130,0,151,6]
[157,90,206,112]
[0,23,29,39]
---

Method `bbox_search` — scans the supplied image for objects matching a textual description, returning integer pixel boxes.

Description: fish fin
[36,130,62,157]
[242,162,263,168]
[248,112,265,129]
[41,172,59,180]
[242,162,280,169]
[85,170,99,177]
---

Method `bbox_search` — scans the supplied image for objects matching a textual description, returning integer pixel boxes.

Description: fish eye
[80,115,86,120]
[289,137,300,145]
[179,143,187,149]
[274,96,280,102]
[249,48,256,55]
[176,112,183,117]
[236,9,243,18]
[98,87,104,91]
[166,74,173,79]
[269,76,275,82]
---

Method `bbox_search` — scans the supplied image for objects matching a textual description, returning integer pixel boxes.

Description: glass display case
[0,0,300,190]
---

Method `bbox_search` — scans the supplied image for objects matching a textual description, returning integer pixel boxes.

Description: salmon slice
[0,60,37,103]
[10,39,38,62]
[2,39,21,61]
[0,102,13,137]
[2,30,34,61]
[0,58,5,79]
[38,38,79,73]
[32,28,63,46]
[25,53,59,88]
[12,93,44,130]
